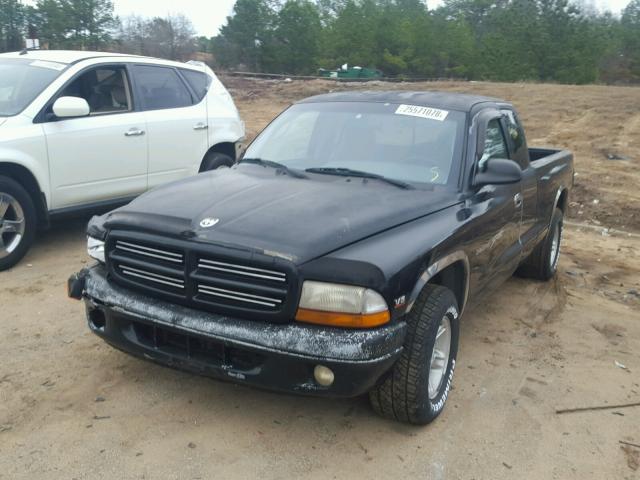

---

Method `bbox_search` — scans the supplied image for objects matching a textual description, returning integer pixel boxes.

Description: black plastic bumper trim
[72,265,407,397]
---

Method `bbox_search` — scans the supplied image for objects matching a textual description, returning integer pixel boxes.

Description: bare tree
[118,13,196,61]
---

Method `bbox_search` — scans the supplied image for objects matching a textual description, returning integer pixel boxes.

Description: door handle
[193,123,208,130]
[514,193,523,208]
[125,128,145,137]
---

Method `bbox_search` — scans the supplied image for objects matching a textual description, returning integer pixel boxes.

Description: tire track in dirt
[508,276,567,331]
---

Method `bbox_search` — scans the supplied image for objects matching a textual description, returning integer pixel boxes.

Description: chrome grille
[107,233,292,319]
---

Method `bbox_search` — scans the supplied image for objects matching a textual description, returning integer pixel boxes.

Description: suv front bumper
[69,265,406,397]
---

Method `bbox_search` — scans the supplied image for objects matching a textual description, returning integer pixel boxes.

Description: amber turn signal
[295,308,390,328]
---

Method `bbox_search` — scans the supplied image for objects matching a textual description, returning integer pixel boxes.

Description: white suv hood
[0,118,6,128]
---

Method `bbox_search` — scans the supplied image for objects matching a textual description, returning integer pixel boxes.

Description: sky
[113,0,633,37]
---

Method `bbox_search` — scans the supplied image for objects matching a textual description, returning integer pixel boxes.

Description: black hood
[102,165,460,265]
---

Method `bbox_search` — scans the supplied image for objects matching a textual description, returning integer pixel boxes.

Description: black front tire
[369,284,459,425]
[199,152,234,172]
[516,207,563,281]
[0,176,37,271]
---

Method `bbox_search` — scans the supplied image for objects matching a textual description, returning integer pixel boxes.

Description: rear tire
[199,152,234,172]
[369,284,459,425]
[0,176,37,271]
[516,207,563,281]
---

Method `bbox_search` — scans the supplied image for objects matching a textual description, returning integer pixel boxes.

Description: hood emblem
[199,217,219,228]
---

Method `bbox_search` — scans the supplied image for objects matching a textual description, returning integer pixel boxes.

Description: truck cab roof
[298,90,505,113]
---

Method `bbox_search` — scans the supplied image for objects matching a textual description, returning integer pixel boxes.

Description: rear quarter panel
[529,148,574,228]
[205,75,245,148]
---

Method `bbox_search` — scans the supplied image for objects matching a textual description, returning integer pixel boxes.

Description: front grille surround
[106,230,298,322]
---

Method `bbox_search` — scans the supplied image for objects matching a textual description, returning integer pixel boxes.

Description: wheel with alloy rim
[429,314,452,400]
[0,193,26,260]
[0,176,37,271]
[549,219,561,272]
[369,284,459,425]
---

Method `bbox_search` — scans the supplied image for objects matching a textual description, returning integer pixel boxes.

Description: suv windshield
[0,58,66,117]
[243,101,466,187]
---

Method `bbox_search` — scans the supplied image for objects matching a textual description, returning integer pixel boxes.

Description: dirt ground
[1,79,640,479]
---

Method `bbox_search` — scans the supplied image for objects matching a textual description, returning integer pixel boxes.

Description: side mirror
[52,96,90,118]
[474,158,522,186]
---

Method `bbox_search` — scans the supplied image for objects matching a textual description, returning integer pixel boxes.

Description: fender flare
[550,187,567,229]
[405,251,470,315]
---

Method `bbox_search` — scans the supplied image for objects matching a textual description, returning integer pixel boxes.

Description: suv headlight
[295,281,390,328]
[87,236,105,263]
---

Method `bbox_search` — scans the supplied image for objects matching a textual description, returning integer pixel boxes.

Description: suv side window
[180,69,211,103]
[59,66,131,115]
[480,118,509,168]
[501,109,529,168]
[133,65,193,110]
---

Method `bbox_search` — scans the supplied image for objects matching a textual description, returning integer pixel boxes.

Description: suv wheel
[369,284,459,425]
[0,176,37,271]
[200,152,234,172]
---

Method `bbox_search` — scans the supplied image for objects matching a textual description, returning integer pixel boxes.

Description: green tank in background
[319,64,383,79]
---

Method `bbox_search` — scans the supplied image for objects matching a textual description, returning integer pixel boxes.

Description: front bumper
[69,265,406,397]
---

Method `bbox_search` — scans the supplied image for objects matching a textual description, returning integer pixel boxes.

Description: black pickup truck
[69,91,573,424]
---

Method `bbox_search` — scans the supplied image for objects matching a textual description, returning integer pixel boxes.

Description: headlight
[87,236,105,263]
[295,281,389,328]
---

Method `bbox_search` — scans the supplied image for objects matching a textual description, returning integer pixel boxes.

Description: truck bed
[529,147,565,162]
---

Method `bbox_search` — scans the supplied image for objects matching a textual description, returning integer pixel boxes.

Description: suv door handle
[193,123,208,130]
[514,193,523,208]
[125,128,145,137]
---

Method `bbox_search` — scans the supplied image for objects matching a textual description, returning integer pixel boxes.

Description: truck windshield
[243,101,466,187]
[0,58,66,117]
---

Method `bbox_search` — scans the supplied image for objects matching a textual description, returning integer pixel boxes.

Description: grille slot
[197,284,282,308]
[119,265,185,290]
[115,240,184,264]
[197,258,286,282]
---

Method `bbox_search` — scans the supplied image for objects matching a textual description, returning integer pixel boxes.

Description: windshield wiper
[305,167,414,190]
[240,158,308,179]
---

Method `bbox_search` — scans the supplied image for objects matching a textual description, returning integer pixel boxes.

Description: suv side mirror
[474,158,522,186]
[52,96,90,118]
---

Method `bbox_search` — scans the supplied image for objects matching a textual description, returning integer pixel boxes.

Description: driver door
[468,116,523,291]
[42,64,148,209]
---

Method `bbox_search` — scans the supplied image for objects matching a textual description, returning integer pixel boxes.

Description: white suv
[0,50,244,270]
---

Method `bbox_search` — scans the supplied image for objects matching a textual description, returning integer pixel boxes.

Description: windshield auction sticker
[395,104,449,121]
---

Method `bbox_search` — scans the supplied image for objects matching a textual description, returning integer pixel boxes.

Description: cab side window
[60,66,131,114]
[501,109,529,168]
[180,69,211,103]
[133,65,193,110]
[480,119,509,168]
